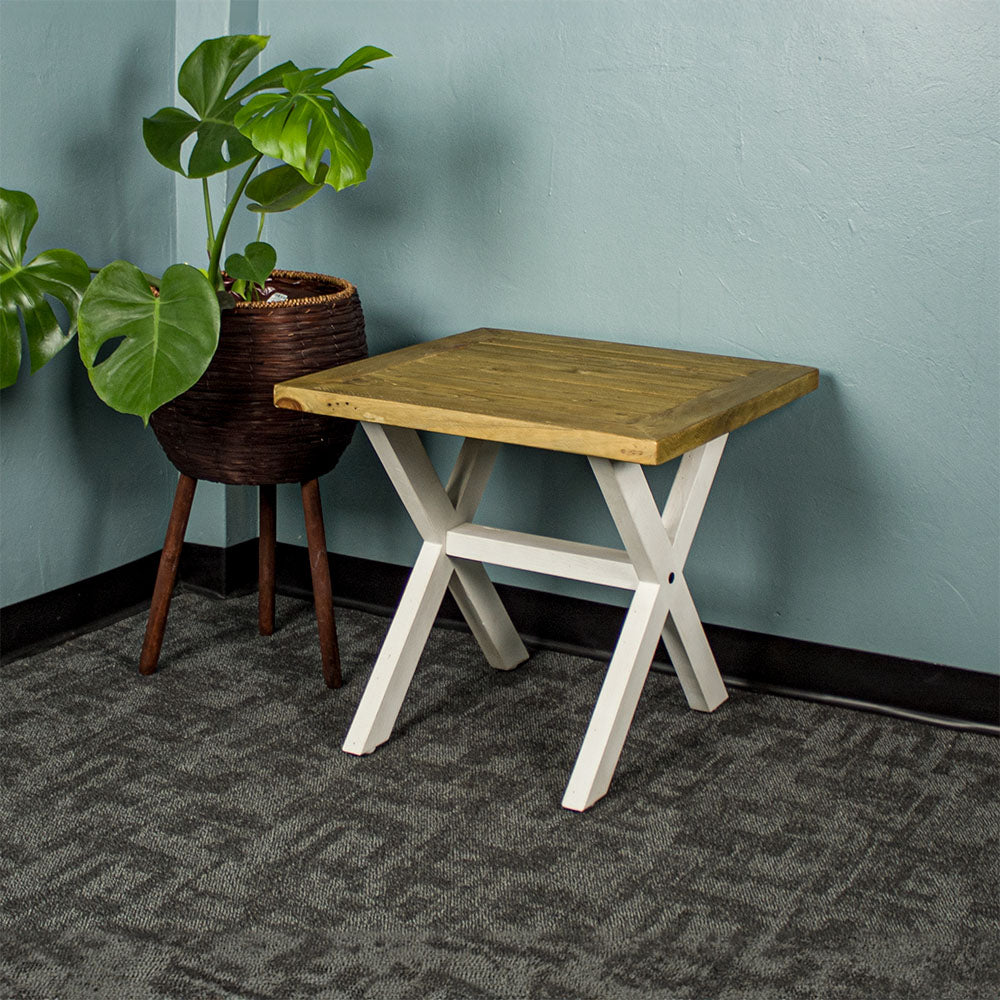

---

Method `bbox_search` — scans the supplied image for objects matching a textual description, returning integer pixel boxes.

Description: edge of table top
[275,328,819,464]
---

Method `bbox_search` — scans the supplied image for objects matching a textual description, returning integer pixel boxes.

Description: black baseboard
[0,538,255,661]
[179,539,260,598]
[3,541,997,736]
[0,552,162,660]
[274,543,999,735]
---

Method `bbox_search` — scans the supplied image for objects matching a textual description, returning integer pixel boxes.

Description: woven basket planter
[150,270,367,486]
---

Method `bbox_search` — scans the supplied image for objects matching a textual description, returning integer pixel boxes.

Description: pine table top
[274,328,818,465]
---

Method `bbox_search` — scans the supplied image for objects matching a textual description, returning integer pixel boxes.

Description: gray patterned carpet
[1,590,998,999]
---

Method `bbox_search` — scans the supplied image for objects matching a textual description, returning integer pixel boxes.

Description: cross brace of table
[342,422,730,811]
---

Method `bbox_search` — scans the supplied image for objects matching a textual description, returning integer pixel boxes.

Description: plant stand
[138,271,367,690]
[139,474,341,688]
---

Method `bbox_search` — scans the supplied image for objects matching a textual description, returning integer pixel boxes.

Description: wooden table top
[274,328,818,464]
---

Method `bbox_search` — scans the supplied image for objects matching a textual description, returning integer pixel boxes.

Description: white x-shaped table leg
[343,423,729,813]
[561,434,729,810]
[342,424,529,755]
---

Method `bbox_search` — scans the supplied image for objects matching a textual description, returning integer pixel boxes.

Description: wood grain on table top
[275,328,819,464]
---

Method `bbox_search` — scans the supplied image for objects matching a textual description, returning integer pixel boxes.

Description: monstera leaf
[78,261,220,423]
[245,163,327,214]
[224,240,277,300]
[234,46,391,189]
[225,241,276,285]
[143,34,294,178]
[0,188,90,388]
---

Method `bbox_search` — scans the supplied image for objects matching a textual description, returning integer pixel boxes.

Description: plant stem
[202,178,216,261]
[207,153,263,288]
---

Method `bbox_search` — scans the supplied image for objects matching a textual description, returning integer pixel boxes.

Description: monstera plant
[0,33,390,422]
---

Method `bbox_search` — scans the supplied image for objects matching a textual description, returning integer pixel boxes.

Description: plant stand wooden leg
[301,478,341,688]
[259,483,276,636]
[139,473,197,675]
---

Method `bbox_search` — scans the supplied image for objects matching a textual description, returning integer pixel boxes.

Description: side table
[275,329,818,810]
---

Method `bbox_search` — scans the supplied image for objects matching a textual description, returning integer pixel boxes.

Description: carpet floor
[1,590,997,999]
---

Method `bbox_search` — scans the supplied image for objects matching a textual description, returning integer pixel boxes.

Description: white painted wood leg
[342,541,454,754]
[563,438,729,808]
[362,425,526,671]
[444,438,528,670]
[449,559,528,670]
[561,581,669,811]
[661,434,728,565]
[347,421,728,809]
[658,436,729,712]
[343,426,528,757]
[363,424,464,539]
[662,582,728,713]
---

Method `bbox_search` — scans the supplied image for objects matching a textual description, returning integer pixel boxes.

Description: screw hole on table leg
[668,572,675,584]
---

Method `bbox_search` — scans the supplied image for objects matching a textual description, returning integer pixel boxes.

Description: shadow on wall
[360,308,428,356]
[52,42,179,563]
[688,372,890,637]
[280,91,525,335]
[66,361,176,559]
[62,43,174,269]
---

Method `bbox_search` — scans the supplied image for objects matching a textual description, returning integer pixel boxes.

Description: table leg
[561,581,672,810]
[363,425,527,672]
[342,540,454,753]
[658,435,729,712]
[444,438,529,671]
[661,582,728,714]
[342,424,528,756]
[449,560,530,670]
[562,438,728,810]
[343,423,728,813]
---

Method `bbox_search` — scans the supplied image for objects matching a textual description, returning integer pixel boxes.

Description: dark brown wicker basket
[150,270,367,485]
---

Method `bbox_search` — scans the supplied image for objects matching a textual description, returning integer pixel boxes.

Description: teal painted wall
[2,1,996,678]
[0,0,179,606]
[0,0,261,587]
[260,0,999,673]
